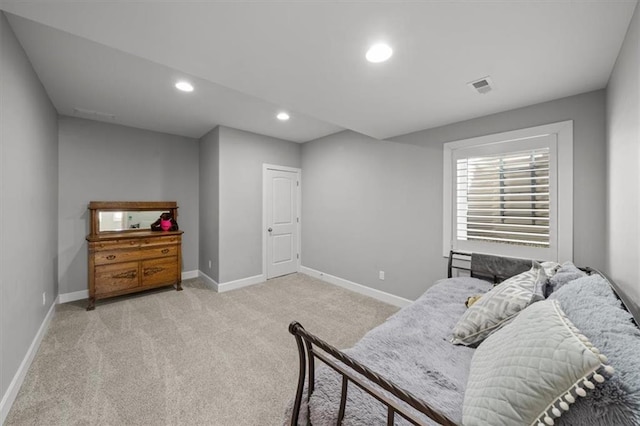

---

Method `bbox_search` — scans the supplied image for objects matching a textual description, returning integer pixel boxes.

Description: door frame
[262,164,302,280]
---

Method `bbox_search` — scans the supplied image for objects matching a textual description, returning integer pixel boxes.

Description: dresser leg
[176,280,183,291]
[87,297,96,311]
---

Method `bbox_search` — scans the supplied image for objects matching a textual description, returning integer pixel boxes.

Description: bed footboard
[288,322,457,426]
[288,252,640,425]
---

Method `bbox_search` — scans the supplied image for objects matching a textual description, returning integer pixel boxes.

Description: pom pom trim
[532,301,614,426]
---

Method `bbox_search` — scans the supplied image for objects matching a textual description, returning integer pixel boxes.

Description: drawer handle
[144,267,164,276]
[161,249,170,254]
[106,255,116,260]
[113,270,136,279]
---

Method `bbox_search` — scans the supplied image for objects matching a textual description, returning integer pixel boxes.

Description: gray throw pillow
[549,275,640,425]
[463,299,614,426]
[451,263,546,346]
[546,260,586,296]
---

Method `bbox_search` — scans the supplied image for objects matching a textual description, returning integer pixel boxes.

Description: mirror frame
[88,201,179,236]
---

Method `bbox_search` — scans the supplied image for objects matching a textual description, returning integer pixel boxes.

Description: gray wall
[199,127,219,282]
[392,90,607,270]
[606,3,640,306]
[58,117,199,295]
[218,126,301,283]
[0,12,58,408]
[301,131,436,300]
[302,90,606,300]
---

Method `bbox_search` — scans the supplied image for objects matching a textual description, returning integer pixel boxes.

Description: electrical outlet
[379,271,385,280]
[209,260,212,269]
[42,292,46,306]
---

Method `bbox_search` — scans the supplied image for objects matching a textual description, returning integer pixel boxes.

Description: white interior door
[265,167,300,279]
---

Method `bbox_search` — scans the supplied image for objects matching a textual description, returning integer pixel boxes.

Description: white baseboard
[198,271,219,291]
[58,289,88,304]
[195,271,266,293]
[181,270,199,280]
[0,296,58,424]
[299,266,412,308]
[216,274,266,292]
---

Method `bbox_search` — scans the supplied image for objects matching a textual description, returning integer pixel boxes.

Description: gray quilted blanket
[296,277,492,425]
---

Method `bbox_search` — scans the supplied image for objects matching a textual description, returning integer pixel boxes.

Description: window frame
[442,120,573,262]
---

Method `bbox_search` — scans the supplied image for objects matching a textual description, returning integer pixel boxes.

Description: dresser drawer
[140,235,180,247]
[94,249,141,266]
[140,245,178,260]
[94,262,139,295]
[92,239,140,250]
[141,257,178,287]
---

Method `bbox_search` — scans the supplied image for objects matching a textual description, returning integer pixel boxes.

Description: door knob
[268,228,273,232]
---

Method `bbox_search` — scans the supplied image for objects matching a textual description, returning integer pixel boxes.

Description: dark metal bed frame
[289,322,457,426]
[289,251,640,425]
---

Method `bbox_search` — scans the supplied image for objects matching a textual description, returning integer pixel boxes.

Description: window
[457,146,550,247]
[443,121,573,262]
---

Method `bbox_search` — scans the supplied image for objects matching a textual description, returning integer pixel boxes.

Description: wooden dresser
[86,201,183,310]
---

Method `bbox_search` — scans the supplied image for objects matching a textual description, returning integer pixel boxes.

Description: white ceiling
[1,1,637,142]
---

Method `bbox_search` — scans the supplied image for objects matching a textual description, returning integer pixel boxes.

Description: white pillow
[463,299,613,426]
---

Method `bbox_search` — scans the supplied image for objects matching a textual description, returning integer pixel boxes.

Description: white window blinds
[456,148,550,247]
[443,122,576,262]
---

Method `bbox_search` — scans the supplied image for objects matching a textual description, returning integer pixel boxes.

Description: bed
[286,251,640,425]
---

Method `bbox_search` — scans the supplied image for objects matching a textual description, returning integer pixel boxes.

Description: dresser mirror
[88,201,179,235]
[98,210,167,232]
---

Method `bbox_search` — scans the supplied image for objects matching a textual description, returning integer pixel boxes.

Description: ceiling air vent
[73,107,116,121]
[468,76,493,94]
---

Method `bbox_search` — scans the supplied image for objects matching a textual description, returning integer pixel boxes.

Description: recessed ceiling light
[366,43,393,63]
[277,112,290,121]
[175,81,194,92]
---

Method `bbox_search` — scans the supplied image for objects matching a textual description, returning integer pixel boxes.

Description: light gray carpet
[5,273,398,425]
